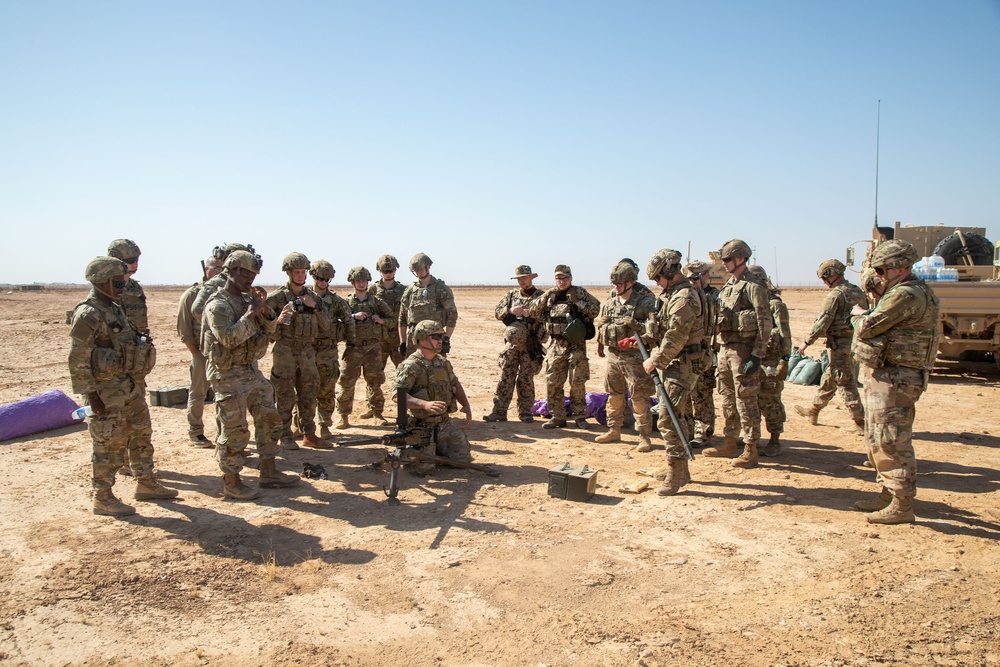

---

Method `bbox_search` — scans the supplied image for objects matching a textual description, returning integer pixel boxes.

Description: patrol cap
[413,319,445,341]
[554,264,572,277]
[511,265,537,279]
[225,250,263,274]
[107,239,141,261]
[85,256,127,285]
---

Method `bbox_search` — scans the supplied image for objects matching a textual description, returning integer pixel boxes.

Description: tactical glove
[740,355,762,375]
[398,343,407,358]
[776,359,788,381]
[618,336,638,351]
[441,335,451,354]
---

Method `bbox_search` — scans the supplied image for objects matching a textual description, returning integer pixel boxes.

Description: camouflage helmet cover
[409,253,432,272]
[310,259,335,280]
[682,260,712,278]
[610,261,638,284]
[718,239,752,261]
[282,252,311,271]
[504,322,529,349]
[85,256,127,285]
[870,239,920,270]
[347,266,372,283]
[860,266,882,293]
[413,319,445,341]
[225,250,263,274]
[107,239,141,260]
[212,242,255,260]
[376,254,400,272]
[646,249,683,281]
[817,259,846,280]
[747,264,778,291]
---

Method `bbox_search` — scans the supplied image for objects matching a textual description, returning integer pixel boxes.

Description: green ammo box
[148,386,189,407]
[547,463,597,502]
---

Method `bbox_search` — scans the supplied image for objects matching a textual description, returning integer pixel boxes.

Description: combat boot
[302,433,332,449]
[635,433,653,453]
[320,425,333,439]
[794,405,819,425]
[118,465,134,477]
[223,473,260,501]
[866,496,915,525]
[134,474,179,501]
[733,441,758,468]
[335,414,351,429]
[542,418,566,430]
[373,412,390,427]
[853,418,866,434]
[93,490,136,517]
[574,418,591,430]
[855,487,893,512]
[702,436,739,458]
[595,427,621,444]
[279,436,299,451]
[760,432,782,457]
[358,408,376,419]
[259,458,301,488]
[656,459,690,496]
[483,413,507,422]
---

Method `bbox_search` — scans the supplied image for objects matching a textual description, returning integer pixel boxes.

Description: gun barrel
[633,335,695,461]
[338,431,409,448]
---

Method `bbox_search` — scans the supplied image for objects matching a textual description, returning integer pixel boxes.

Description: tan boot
[853,418,866,434]
[656,460,690,496]
[794,405,819,425]
[259,458,301,488]
[335,414,350,429]
[320,425,333,439]
[760,432,781,457]
[595,428,621,444]
[372,412,390,427]
[223,473,260,500]
[358,408,375,419]
[855,487,893,512]
[635,433,653,453]
[302,433,332,450]
[279,436,299,451]
[93,489,136,517]
[134,474,179,501]
[866,496,915,525]
[702,435,738,458]
[733,441,758,468]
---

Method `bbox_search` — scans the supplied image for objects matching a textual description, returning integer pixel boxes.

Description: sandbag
[787,348,805,375]
[0,390,81,442]
[792,359,823,385]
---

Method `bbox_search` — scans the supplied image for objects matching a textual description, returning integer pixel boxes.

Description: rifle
[339,387,498,503]
[633,335,696,461]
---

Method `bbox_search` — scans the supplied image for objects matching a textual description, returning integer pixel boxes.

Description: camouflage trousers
[863,365,924,499]
[270,340,319,438]
[603,349,655,437]
[544,338,590,421]
[91,384,153,493]
[314,342,341,427]
[655,357,694,461]
[120,378,155,477]
[717,342,762,445]
[380,325,404,371]
[337,341,385,415]
[813,340,864,423]
[212,365,281,474]
[490,345,542,418]
[186,349,212,438]
[408,418,472,474]
[759,360,786,435]
[690,363,716,439]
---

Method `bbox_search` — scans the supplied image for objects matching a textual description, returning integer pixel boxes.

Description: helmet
[682,260,711,279]
[409,253,432,273]
[504,322,529,349]
[347,266,372,283]
[817,259,846,281]
[310,260,335,281]
[646,249,683,281]
[376,254,400,273]
[870,240,919,270]
[212,242,255,260]
[617,258,639,271]
[225,250,263,274]
[610,261,638,284]
[718,239,752,261]
[747,264,777,291]
[860,266,882,293]
[282,252,311,271]
[107,239,141,261]
[413,319,445,341]
[85,256,127,284]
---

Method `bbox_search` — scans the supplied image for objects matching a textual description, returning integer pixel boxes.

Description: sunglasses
[122,257,139,264]
[428,334,444,341]
[112,278,126,288]
[874,267,886,276]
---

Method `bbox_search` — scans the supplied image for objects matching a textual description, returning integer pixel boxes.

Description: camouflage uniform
[120,277,148,334]
[683,262,719,445]
[314,289,355,430]
[178,281,213,441]
[757,288,791,436]
[803,280,868,425]
[337,291,393,418]
[487,280,546,421]
[371,279,406,369]
[267,284,329,439]
[399,277,458,354]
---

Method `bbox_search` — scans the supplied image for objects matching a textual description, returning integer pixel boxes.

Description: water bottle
[929,254,945,269]
[72,405,94,420]
[937,267,958,282]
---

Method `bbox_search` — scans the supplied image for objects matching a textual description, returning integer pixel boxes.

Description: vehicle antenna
[874,99,881,229]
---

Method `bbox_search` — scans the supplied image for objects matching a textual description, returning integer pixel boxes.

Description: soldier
[746,265,791,457]
[267,252,329,450]
[639,249,703,495]
[336,267,393,428]
[310,260,355,439]
[371,254,406,372]
[850,240,939,524]
[69,256,175,516]
[484,265,547,423]
[177,253,225,447]
[683,261,720,447]
[702,239,772,467]
[794,259,868,430]
[191,243,256,339]
[533,265,601,430]
[594,261,658,450]
[393,320,473,475]
[398,253,458,357]
[202,250,300,499]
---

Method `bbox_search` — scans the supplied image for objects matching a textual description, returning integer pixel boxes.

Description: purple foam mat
[0,390,82,442]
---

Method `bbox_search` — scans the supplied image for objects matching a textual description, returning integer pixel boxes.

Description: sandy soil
[0,285,998,667]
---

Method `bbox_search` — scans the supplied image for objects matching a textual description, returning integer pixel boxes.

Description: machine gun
[339,388,498,503]
[633,335,696,461]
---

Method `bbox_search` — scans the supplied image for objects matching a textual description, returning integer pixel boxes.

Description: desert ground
[0,284,998,667]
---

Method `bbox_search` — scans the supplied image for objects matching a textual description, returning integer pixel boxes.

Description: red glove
[618,336,637,351]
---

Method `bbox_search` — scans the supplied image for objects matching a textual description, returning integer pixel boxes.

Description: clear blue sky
[2,1,998,287]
